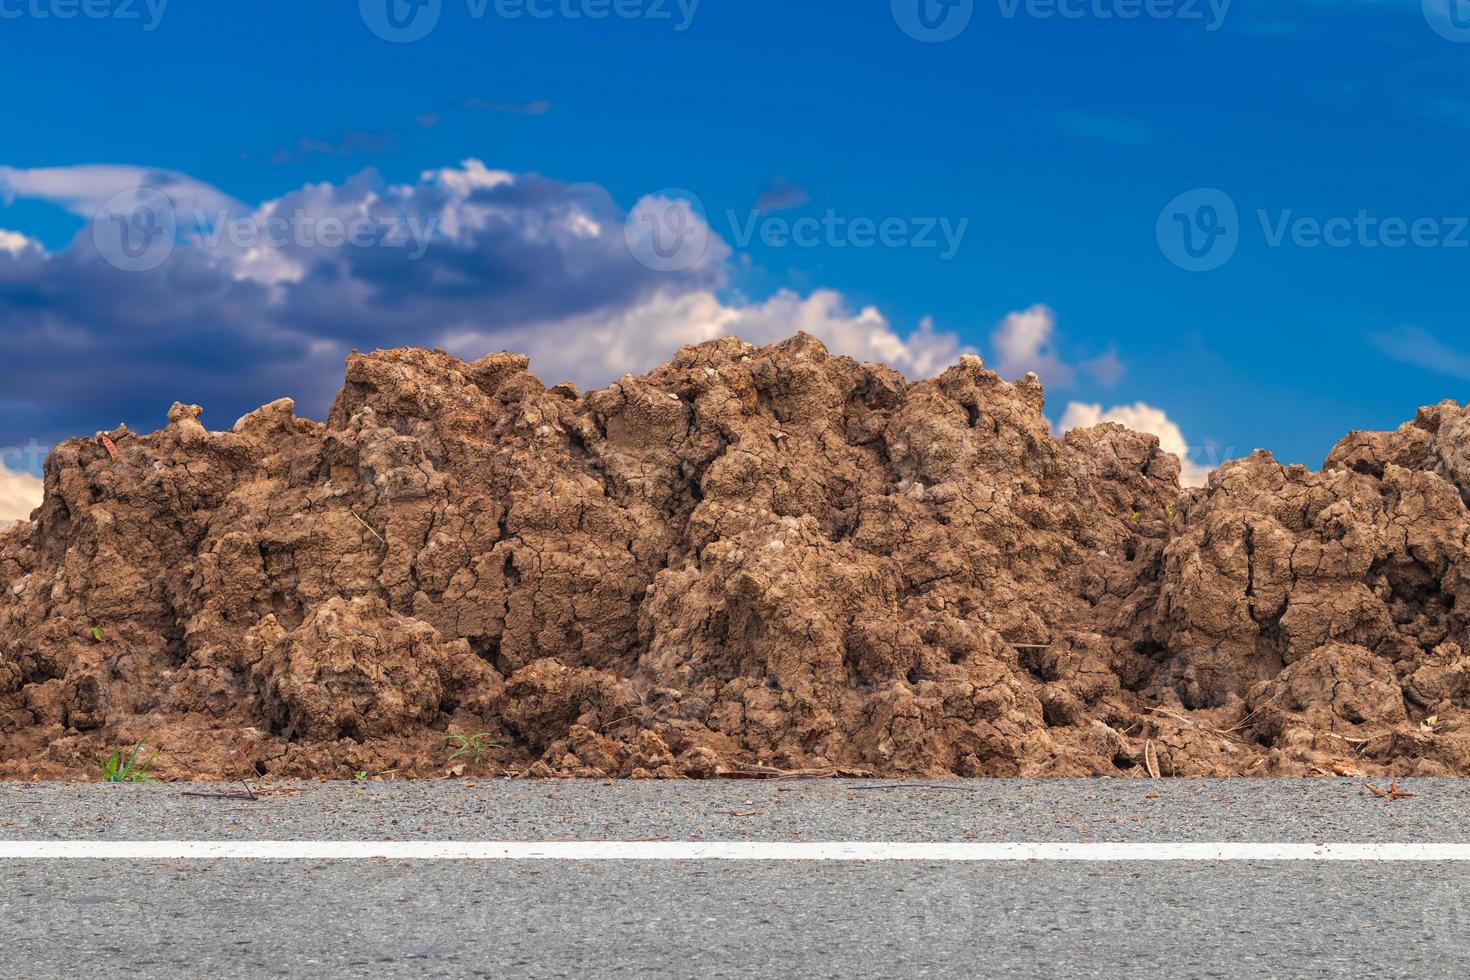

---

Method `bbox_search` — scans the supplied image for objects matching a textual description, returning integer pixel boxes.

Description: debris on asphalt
[1364,778,1416,801]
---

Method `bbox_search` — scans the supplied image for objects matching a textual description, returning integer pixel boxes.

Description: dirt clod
[3,335,1469,779]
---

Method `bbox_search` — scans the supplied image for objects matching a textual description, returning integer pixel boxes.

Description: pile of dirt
[3,333,1469,780]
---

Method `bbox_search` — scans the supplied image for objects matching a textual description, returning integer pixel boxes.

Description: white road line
[0,841,1469,861]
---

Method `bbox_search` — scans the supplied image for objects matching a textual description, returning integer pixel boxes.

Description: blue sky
[1,0,1468,512]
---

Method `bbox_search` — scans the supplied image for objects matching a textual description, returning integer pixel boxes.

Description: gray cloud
[754,177,811,213]
[268,129,397,165]
[1372,325,1470,381]
[0,160,723,449]
[1050,111,1162,149]
[455,96,552,116]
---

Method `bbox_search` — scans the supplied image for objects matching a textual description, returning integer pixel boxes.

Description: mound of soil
[3,334,1469,779]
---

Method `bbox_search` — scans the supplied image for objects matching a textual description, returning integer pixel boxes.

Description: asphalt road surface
[2,778,1468,979]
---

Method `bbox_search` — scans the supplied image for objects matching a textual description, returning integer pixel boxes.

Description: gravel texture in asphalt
[0,777,1466,843]
[1,779,1467,980]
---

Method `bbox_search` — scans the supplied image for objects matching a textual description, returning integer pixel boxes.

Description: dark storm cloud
[0,162,724,452]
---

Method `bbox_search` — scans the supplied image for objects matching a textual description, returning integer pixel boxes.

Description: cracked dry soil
[3,333,1470,780]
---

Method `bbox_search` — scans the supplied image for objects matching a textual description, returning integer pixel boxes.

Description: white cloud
[992,304,1071,384]
[622,192,732,276]
[419,158,516,199]
[1,157,1170,508]
[1371,325,1470,381]
[1058,401,1211,487]
[0,164,241,222]
[446,287,969,388]
[988,304,1122,389]
[443,288,732,383]
[0,158,1033,462]
[718,291,967,380]
[0,229,38,256]
[1081,349,1126,387]
[0,467,42,523]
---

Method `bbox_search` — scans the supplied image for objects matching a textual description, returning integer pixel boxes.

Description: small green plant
[90,626,105,642]
[353,770,369,783]
[99,741,156,783]
[446,732,501,765]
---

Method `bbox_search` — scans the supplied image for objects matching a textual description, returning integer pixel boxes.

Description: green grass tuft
[99,741,156,783]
